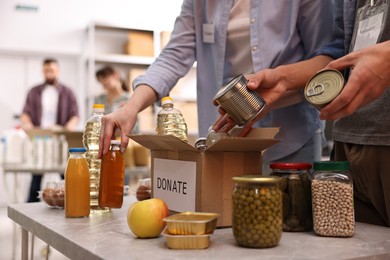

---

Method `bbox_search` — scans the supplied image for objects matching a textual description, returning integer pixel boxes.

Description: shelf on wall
[94,54,154,65]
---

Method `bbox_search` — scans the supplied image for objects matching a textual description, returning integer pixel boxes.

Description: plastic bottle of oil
[98,140,125,208]
[82,104,110,214]
[156,96,188,142]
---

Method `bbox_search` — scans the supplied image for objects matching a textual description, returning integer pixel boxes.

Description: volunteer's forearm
[275,55,334,91]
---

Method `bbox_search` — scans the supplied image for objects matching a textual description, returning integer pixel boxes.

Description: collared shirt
[133,0,334,161]
[22,83,79,127]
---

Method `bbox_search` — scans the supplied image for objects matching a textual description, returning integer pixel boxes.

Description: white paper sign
[153,158,197,212]
[353,12,383,51]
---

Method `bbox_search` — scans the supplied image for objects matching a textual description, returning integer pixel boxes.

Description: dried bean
[312,179,355,237]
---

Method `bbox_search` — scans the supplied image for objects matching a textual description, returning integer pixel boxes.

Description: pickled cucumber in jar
[270,162,313,232]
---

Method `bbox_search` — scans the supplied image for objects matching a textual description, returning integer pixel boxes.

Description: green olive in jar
[232,176,283,248]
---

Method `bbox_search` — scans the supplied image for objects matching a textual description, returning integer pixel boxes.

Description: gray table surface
[7,196,390,260]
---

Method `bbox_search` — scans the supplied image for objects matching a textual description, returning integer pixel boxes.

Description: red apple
[127,198,169,238]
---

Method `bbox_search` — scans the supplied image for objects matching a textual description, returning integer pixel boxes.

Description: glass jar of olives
[232,175,282,248]
[270,162,312,232]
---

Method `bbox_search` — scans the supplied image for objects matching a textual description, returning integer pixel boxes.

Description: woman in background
[95,66,139,133]
[95,66,130,114]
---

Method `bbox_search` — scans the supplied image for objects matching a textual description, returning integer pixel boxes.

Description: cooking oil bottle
[82,104,110,214]
[156,96,188,142]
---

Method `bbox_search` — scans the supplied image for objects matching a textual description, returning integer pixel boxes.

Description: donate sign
[153,158,196,212]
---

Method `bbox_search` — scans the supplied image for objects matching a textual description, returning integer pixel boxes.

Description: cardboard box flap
[229,127,280,139]
[128,134,198,152]
[206,137,280,152]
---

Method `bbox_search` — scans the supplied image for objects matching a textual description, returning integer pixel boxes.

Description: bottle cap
[161,96,173,105]
[93,104,105,113]
[68,147,86,153]
[110,140,121,145]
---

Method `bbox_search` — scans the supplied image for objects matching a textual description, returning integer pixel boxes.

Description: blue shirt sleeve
[314,0,346,59]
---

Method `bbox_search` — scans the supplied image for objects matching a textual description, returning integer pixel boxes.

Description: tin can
[213,74,266,126]
[304,69,345,109]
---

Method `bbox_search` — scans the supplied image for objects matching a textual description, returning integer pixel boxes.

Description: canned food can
[304,69,345,109]
[213,74,266,126]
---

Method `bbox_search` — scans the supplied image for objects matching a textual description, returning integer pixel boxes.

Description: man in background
[21,58,79,202]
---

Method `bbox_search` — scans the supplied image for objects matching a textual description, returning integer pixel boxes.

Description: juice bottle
[65,147,90,218]
[98,140,125,208]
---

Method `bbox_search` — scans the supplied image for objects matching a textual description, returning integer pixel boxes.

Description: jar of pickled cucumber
[270,162,312,232]
[312,161,354,237]
[232,175,282,248]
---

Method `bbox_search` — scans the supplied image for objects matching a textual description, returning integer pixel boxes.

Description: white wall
[0,0,183,131]
[0,0,182,54]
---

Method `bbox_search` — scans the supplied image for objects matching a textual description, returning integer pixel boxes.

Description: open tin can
[213,74,266,126]
[304,69,345,109]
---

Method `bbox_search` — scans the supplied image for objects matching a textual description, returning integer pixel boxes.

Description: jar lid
[232,175,281,184]
[68,147,86,153]
[270,162,312,170]
[313,161,350,171]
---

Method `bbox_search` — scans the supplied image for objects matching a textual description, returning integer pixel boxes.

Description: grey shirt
[332,0,390,146]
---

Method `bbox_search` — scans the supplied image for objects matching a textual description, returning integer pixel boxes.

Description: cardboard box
[160,31,171,50]
[124,30,154,57]
[128,128,279,227]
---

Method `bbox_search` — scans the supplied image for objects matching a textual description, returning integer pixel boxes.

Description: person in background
[95,66,139,133]
[95,66,130,114]
[213,0,390,226]
[21,58,79,203]
[98,1,335,173]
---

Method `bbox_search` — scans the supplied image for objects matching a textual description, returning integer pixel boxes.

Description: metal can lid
[270,162,312,170]
[214,74,248,103]
[304,69,344,106]
[68,147,86,153]
[313,161,350,171]
[232,175,281,184]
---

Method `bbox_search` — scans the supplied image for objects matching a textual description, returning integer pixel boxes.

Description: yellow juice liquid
[65,156,90,218]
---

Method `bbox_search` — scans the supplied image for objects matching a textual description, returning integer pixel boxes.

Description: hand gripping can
[304,69,345,109]
[213,74,266,126]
